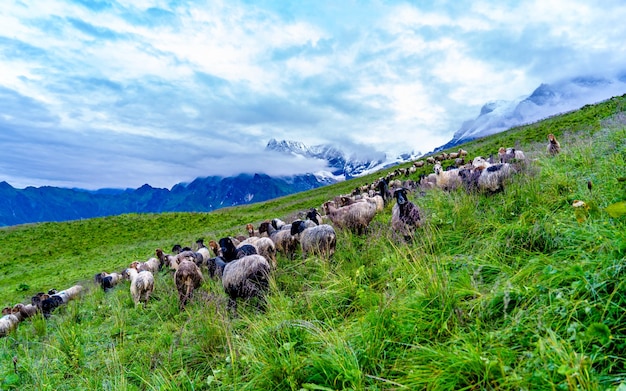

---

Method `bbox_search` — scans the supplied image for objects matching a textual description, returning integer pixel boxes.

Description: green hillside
[1,95,625,390]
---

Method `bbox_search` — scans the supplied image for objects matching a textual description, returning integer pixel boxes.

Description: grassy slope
[1,95,625,390]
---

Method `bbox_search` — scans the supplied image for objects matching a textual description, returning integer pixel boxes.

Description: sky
[1,0,626,190]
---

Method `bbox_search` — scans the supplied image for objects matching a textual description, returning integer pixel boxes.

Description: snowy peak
[437,74,626,151]
[265,139,418,179]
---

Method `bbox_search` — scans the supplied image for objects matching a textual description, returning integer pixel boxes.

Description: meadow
[1,95,625,390]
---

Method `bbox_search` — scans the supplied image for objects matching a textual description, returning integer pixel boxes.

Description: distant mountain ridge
[435,75,626,151]
[265,138,420,179]
[0,173,326,227]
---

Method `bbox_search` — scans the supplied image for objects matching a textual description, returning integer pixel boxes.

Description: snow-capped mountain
[265,139,420,180]
[436,75,626,151]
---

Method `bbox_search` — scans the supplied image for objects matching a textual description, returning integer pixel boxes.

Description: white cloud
[1,0,626,189]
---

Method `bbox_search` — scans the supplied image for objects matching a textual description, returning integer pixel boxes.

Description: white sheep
[290,220,337,259]
[239,236,277,268]
[259,221,298,260]
[322,199,377,235]
[124,267,155,307]
[477,163,515,193]
[433,162,462,191]
[0,313,20,337]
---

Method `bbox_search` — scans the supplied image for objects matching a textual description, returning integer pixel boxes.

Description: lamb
[290,220,337,259]
[547,133,561,155]
[391,187,423,240]
[246,223,256,237]
[322,198,377,235]
[433,162,462,191]
[258,221,299,260]
[174,260,204,309]
[124,267,155,307]
[221,254,271,313]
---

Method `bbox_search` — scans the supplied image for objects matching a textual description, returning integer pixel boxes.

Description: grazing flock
[2,138,558,338]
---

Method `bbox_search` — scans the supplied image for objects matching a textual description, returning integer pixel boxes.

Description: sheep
[12,303,37,320]
[95,271,124,291]
[377,178,393,206]
[207,256,228,279]
[36,285,85,316]
[391,187,423,240]
[0,313,20,337]
[413,160,425,168]
[245,223,256,237]
[40,294,64,317]
[239,236,277,268]
[306,208,323,225]
[258,221,299,260]
[39,286,83,316]
[498,147,526,163]
[171,244,191,254]
[290,220,337,259]
[222,254,271,313]
[174,260,204,309]
[458,148,468,157]
[322,198,377,235]
[472,156,492,170]
[30,292,49,311]
[124,267,155,307]
[195,239,212,264]
[433,162,462,191]
[208,240,221,257]
[477,163,515,193]
[547,133,561,155]
[426,156,436,164]
[236,244,258,259]
[271,218,290,231]
[219,237,240,262]
[131,256,162,274]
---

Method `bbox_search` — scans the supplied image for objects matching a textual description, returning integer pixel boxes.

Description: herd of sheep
[2,135,561,338]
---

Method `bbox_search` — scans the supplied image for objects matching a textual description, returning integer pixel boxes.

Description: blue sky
[1,0,626,189]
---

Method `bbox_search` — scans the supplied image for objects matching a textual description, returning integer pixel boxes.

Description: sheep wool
[175,260,204,308]
[293,221,337,259]
[222,254,271,312]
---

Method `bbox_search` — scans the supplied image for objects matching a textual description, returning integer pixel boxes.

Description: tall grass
[1,96,626,390]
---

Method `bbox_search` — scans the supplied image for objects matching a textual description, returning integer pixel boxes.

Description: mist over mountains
[435,75,626,151]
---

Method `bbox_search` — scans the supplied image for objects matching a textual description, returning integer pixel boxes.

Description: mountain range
[2,74,625,227]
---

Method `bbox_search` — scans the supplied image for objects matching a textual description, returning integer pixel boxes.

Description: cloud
[1,0,626,189]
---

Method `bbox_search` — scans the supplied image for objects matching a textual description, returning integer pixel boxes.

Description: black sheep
[391,188,423,240]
